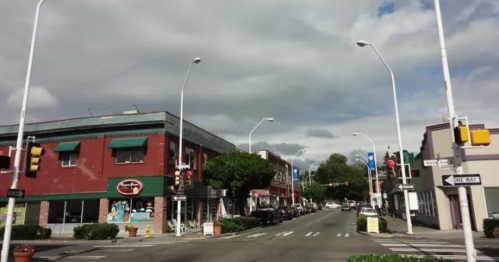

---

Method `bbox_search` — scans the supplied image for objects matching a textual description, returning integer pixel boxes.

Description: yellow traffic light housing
[174,170,181,185]
[454,126,469,144]
[470,129,490,146]
[25,142,44,178]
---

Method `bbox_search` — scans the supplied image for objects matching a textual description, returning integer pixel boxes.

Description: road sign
[423,159,451,167]
[397,184,414,190]
[178,164,191,170]
[172,195,187,201]
[367,153,375,171]
[442,174,481,187]
[6,189,25,198]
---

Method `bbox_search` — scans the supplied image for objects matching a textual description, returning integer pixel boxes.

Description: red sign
[116,179,143,195]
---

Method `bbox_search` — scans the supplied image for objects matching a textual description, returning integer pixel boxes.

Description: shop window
[47,200,98,224]
[48,201,66,223]
[429,190,436,217]
[0,202,27,226]
[185,148,197,170]
[108,198,154,223]
[485,188,499,218]
[169,141,177,165]
[25,202,40,225]
[61,152,78,167]
[116,148,145,164]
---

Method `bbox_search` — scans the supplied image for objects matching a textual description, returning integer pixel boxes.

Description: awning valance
[108,137,148,149]
[53,142,80,152]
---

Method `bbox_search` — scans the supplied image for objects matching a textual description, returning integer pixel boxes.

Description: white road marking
[312,232,320,237]
[306,232,313,237]
[344,233,350,238]
[100,249,135,252]
[283,231,294,236]
[247,233,266,238]
[432,255,499,261]
[97,244,154,248]
[219,235,239,239]
[391,248,467,253]
[276,232,286,236]
[336,233,341,237]
[38,256,62,261]
[381,243,408,247]
[68,256,106,260]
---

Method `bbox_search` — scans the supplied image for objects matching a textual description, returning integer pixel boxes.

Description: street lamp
[356,155,374,207]
[291,149,307,205]
[248,117,274,153]
[356,40,412,234]
[352,132,379,207]
[308,162,318,186]
[176,57,201,237]
[1,1,47,261]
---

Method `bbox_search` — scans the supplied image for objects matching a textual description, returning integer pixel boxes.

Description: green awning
[108,137,148,149]
[53,142,80,152]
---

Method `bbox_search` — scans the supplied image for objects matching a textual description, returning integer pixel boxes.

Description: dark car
[289,206,300,217]
[278,206,293,220]
[341,203,351,211]
[251,205,284,224]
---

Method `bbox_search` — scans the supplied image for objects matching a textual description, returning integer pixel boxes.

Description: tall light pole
[176,57,201,237]
[356,155,374,207]
[352,132,379,207]
[291,149,307,205]
[1,1,46,261]
[434,0,475,260]
[356,40,413,234]
[248,118,274,153]
[308,162,318,186]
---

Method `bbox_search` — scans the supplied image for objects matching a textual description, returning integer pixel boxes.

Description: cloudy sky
[1,0,498,170]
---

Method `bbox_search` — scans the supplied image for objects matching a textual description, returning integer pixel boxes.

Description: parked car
[302,206,310,214]
[278,206,294,220]
[325,202,341,209]
[356,203,372,216]
[347,200,357,208]
[341,203,351,211]
[251,205,283,224]
[289,206,300,217]
[291,204,303,214]
[307,204,316,213]
[359,207,378,217]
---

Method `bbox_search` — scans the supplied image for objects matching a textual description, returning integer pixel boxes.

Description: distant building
[0,111,234,233]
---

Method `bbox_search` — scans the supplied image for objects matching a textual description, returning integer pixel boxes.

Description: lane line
[276,232,286,236]
[336,233,341,237]
[68,256,106,260]
[380,243,408,247]
[97,245,154,248]
[100,249,135,252]
[283,231,294,236]
[345,233,350,238]
[306,232,313,237]
[247,233,266,238]
[219,235,239,239]
[312,232,320,237]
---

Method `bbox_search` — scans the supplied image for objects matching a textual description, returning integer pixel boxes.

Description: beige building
[413,123,499,231]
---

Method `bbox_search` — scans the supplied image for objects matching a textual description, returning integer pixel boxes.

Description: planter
[214,225,222,236]
[128,227,138,237]
[14,252,35,262]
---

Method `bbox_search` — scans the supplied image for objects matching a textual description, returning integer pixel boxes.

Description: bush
[220,219,243,233]
[73,224,119,240]
[356,215,387,233]
[0,225,51,240]
[483,218,499,238]
[348,254,451,262]
[220,217,260,233]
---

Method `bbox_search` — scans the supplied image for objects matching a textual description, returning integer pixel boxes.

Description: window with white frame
[169,141,177,165]
[273,169,278,181]
[61,152,78,167]
[116,148,145,164]
[185,147,197,169]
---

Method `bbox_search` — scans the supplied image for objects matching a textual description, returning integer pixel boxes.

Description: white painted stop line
[306,232,313,236]
[283,231,293,236]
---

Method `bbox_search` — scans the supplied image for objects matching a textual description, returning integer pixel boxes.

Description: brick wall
[154,196,168,233]
[39,201,49,227]
[98,198,109,223]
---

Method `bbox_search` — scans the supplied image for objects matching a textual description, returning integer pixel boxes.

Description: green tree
[302,183,326,204]
[314,153,369,202]
[202,151,275,215]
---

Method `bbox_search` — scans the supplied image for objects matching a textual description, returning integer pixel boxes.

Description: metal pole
[434,1,475,260]
[368,44,413,234]
[1,1,46,261]
[360,134,379,207]
[62,200,67,235]
[358,158,374,207]
[80,200,84,225]
[308,162,317,203]
[291,158,295,205]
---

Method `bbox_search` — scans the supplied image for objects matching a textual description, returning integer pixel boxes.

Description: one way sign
[442,174,481,187]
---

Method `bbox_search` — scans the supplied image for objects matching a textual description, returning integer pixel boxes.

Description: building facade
[0,112,234,234]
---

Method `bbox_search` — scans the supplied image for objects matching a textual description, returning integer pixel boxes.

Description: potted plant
[213,220,222,236]
[13,244,35,262]
[125,224,138,237]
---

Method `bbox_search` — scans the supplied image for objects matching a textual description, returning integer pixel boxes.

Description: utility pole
[434,1,476,261]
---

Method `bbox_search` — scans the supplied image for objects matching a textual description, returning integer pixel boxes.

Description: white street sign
[442,174,481,187]
[173,195,187,201]
[423,159,451,167]
[397,184,414,190]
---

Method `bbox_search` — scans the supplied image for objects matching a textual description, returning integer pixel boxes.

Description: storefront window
[48,200,99,224]
[48,201,66,223]
[185,148,197,169]
[108,198,154,223]
[169,141,177,165]
[116,148,145,164]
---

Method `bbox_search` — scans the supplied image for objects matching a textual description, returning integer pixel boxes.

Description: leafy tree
[202,151,275,215]
[314,153,369,202]
[302,183,326,204]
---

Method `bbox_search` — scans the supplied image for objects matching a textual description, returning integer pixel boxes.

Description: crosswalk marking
[306,232,313,236]
[312,232,320,237]
[247,233,266,238]
[336,233,341,237]
[392,248,467,253]
[38,256,62,261]
[283,231,294,236]
[96,244,154,248]
[276,232,286,236]
[345,233,350,238]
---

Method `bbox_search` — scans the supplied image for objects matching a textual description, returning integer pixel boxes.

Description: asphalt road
[22,209,389,262]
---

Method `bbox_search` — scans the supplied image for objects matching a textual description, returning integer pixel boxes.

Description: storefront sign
[203,222,214,236]
[367,217,379,233]
[0,207,25,226]
[116,179,143,195]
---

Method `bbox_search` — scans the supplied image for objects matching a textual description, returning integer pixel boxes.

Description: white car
[325,202,341,209]
[359,207,378,216]
[291,204,303,213]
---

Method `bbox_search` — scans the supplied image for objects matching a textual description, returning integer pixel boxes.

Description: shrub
[483,218,499,238]
[73,224,119,240]
[0,225,51,240]
[356,215,387,233]
[219,217,260,233]
[348,254,451,261]
[220,219,243,233]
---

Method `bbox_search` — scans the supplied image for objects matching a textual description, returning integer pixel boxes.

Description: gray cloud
[238,142,306,156]
[306,128,336,139]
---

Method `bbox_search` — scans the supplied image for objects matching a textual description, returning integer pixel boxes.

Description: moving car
[325,202,341,209]
[347,200,357,208]
[251,205,283,224]
[341,203,351,211]
[359,207,378,217]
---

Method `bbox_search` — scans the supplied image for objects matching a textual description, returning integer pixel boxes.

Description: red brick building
[0,112,234,233]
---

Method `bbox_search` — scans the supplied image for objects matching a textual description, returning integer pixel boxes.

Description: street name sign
[172,195,187,201]
[397,184,414,190]
[424,159,451,167]
[442,174,481,187]
[6,189,25,198]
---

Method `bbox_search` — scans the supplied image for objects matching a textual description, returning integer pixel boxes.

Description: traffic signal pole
[434,1,475,260]
[1,1,45,261]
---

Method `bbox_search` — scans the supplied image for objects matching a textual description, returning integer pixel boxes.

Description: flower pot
[128,227,138,237]
[214,225,222,236]
[14,252,34,262]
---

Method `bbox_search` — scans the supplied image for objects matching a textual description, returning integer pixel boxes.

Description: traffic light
[25,142,43,178]
[0,155,10,170]
[454,125,469,144]
[387,159,396,178]
[185,170,192,186]
[332,182,336,187]
[345,180,349,187]
[470,129,490,146]
[174,169,181,185]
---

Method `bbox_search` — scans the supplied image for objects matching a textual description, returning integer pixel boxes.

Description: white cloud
[6,86,60,109]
